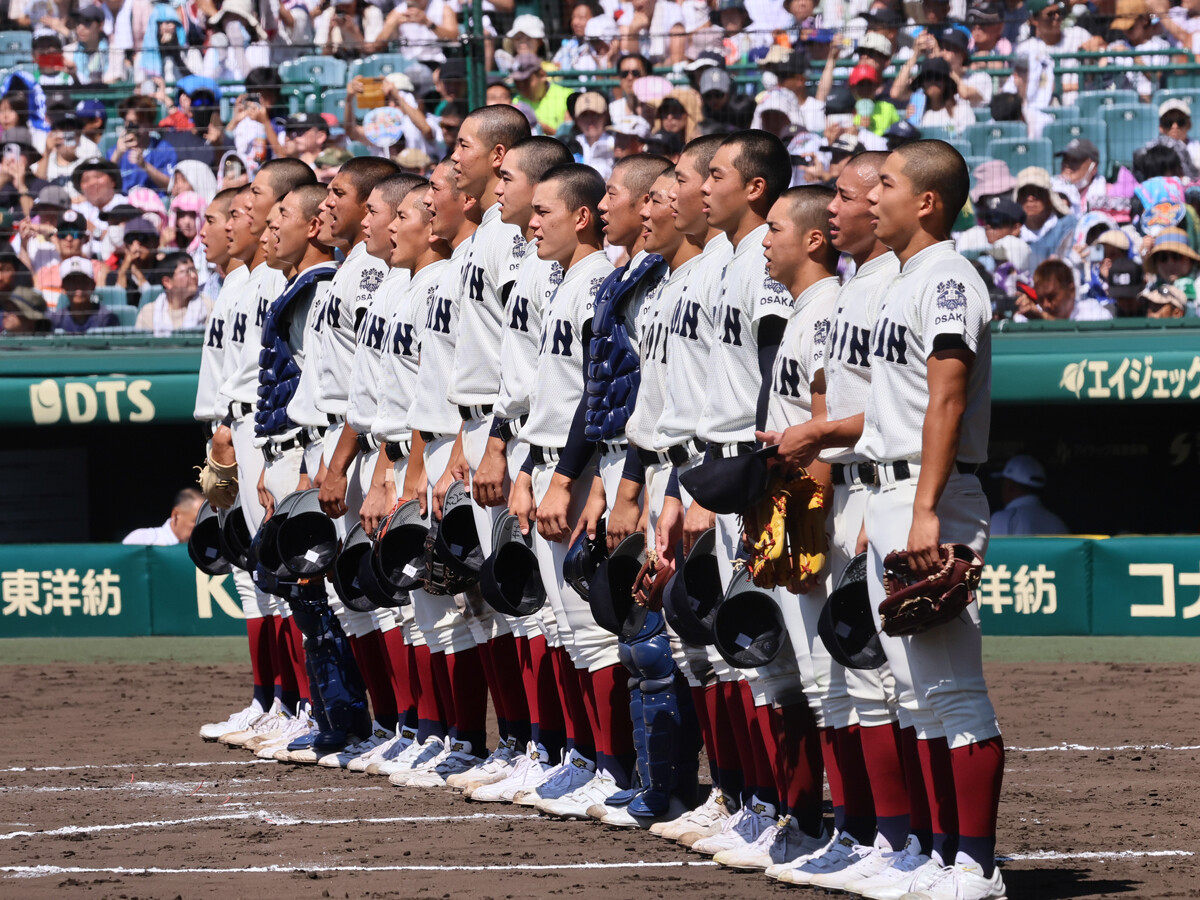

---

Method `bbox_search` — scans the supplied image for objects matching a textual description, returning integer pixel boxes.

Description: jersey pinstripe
[346,266,411,435]
[819,251,899,464]
[520,250,614,448]
[314,242,389,419]
[494,239,560,420]
[765,276,839,431]
[697,225,792,444]
[408,238,473,437]
[448,202,524,407]
[194,267,245,421]
[653,233,731,449]
[857,241,992,464]
[218,263,288,408]
[372,260,446,441]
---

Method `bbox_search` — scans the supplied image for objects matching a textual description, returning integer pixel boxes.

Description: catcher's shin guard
[609,643,648,809]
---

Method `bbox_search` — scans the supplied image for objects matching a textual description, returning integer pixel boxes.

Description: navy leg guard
[625,612,685,818]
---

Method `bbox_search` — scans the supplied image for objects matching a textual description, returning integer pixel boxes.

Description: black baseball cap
[979,195,1025,226]
[1055,137,1100,164]
[865,7,907,27]
[1107,256,1144,299]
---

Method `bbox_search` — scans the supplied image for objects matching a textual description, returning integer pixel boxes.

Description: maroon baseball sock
[582,663,634,787]
[414,645,447,741]
[859,721,912,850]
[823,724,876,840]
[916,736,959,865]
[381,627,416,727]
[951,736,1004,877]
[763,702,823,834]
[487,632,531,745]
[245,616,275,711]
[348,631,397,727]
[899,726,933,851]
[283,616,309,707]
[445,645,488,751]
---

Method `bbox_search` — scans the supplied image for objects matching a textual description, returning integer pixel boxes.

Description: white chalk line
[0,810,531,841]
[1010,743,1200,753]
[1,851,1193,879]
[0,783,385,798]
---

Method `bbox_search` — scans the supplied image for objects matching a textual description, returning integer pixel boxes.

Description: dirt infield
[2,657,1198,899]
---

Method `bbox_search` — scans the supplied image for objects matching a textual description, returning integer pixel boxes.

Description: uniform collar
[561,249,609,284]
[733,223,769,258]
[1005,493,1042,510]
[855,250,897,278]
[793,275,839,312]
[899,240,955,275]
[480,201,502,226]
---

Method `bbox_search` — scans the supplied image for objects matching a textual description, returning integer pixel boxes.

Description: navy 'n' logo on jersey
[364,314,386,351]
[669,298,700,341]
[231,312,247,345]
[643,320,667,365]
[775,357,803,398]
[872,318,908,364]
[207,317,224,349]
[254,294,270,327]
[720,307,742,347]
[324,297,341,331]
[829,318,871,369]
[392,323,416,356]
[549,320,573,356]
[466,264,485,302]
[509,295,530,332]
[427,296,452,334]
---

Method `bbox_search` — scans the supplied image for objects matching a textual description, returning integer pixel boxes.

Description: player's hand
[569,476,607,547]
[682,500,715,557]
[319,469,349,518]
[313,460,326,490]
[906,506,941,577]
[760,424,821,471]
[508,472,536,536]
[432,464,455,520]
[257,468,275,520]
[472,436,509,507]
[400,460,428,516]
[656,495,684,561]
[360,480,396,536]
[537,473,573,543]
[210,424,235,466]
[606,491,640,553]
[297,472,312,491]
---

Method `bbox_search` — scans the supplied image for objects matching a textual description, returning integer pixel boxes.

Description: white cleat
[900,860,1007,900]
[253,707,315,759]
[469,742,554,803]
[650,787,732,842]
[690,796,776,857]
[810,832,908,890]
[764,828,834,881]
[384,735,445,782]
[353,727,415,773]
[513,748,595,807]
[220,699,290,747]
[840,835,932,896]
[199,703,262,742]
[595,794,690,829]
[774,830,871,885]
[364,728,419,774]
[317,722,395,769]
[536,771,618,819]
[448,737,518,791]
[714,815,825,871]
[401,739,483,788]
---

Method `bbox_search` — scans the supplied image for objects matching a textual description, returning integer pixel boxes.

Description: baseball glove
[632,548,674,612]
[746,469,828,591]
[197,454,239,509]
[879,543,984,636]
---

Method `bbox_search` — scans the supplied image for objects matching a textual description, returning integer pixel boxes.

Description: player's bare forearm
[682,499,714,556]
[328,424,361,479]
[319,425,360,518]
[537,472,574,543]
[472,435,509,507]
[509,471,535,536]
[569,473,607,546]
[257,467,274,520]
[210,424,235,466]
[656,495,684,561]
[433,430,467,518]
[606,478,642,552]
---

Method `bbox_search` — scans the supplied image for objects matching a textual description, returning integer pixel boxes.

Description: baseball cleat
[400,739,483,788]
[650,787,731,841]
[355,727,416,773]
[513,748,595,806]
[317,722,395,769]
[846,837,934,898]
[690,796,776,857]
[383,735,445,782]
[468,742,553,803]
[253,706,315,759]
[714,815,824,870]
[535,771,617,819]
[809,832,908,889]
[899,862,1007,900]
[220,699,290,747]
[773,830,870,885]
[199,703,262,741]
[597,793,689,828]
[448,737,518,791]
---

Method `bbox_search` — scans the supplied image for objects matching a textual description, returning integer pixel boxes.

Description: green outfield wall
[2,538,1199,640]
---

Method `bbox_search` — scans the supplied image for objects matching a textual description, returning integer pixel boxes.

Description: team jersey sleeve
[749,262,795,326]
[917,268,990,356]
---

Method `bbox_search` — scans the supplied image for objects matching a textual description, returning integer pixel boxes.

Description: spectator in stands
[885,120,921,149]
[699,66,754,129]
[1155,0,1200,49]
[1143,226,1200,301]
[32,33,77,88]
[71,157,126,258]
[313,146,351,184]
[856,32,894,71]
[169,159,218,203]
[847,62,900,135]
[75,99,106,146]
[135,250,210,334]
[894,57,975,133]
[227,84,286,177]
[1017,165,1076,266]
[374,0,456,64]
[610,53,651,121]
[502,14,550,66]
[1106,257,1149,316]
[48,257,119,332]
[1141,282,1189,318]
[0,127,46,219]
[578,14,620,72]
[956,159,1016,254]
[158,80,221,132]
[991,455,1067,535]
[68,5,109,84]
[710,0,773,63]
[1145,99,1200,173]
[1018,257,1113,320]
[862,6,905,50]
[1016,0,1098,106]
[968,2,1012,61]
[0,287,50,335]
[34,209,110,296]
[168,191,208,278]
[809,133,859,185]
[1107,0,1171,100]
[511,53,573,134]
[35,107,99,183]
[933,23,992,107]
[609,114,651,159]
[15,185,70,276]
[1132,141,1188,181]
[553,3,600,70]
[122,488,204,545]
[395,147,433,175]
[433,58,468,113]
[1053,138,1106,215]
[282,112,330,168]
[571,92,614,179]
[112,96,177,192]
[112,216,160,305]
[617,0,696,64]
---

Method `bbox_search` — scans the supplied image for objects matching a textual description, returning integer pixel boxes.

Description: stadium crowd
[1,0,1200,334]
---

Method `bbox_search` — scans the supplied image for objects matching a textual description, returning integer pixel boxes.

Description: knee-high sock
[900,726,933,853]
[916,737,959,866]
[691,685,717,784]
[283,617,310,708]
[486,632,531,746]
[347,631,397,727]
[429,649,455,732]
[381,628,416,730]
[821,725,876,841]
[551,646,594,757]
[763,702,823,836]
[413,645,447,742]
[951,737,1004,877]
[445,645,488,751]
[246,617,276,711]
[519,634,565,756]
[581,663,634,788]
[859,722,911,850]
[273,615,299,711]
[724,681,761,804]
[744,694,779,808]
[474,639,507,744]
[707,682,743,805]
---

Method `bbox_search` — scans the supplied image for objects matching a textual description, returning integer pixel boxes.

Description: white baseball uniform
[493,239,560,422]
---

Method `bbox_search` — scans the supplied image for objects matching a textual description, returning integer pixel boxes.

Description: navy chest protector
[585,253,667,442]
[255,263,338,438]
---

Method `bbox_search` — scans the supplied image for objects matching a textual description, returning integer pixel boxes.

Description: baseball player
[855,141,1005,900]
[440,104,535,788]
[713,185,844,874]
[758,153,931,894]
[388,159,492,787]
[467,136,576,802]
[649,134,741,848]
[508,163,619,818]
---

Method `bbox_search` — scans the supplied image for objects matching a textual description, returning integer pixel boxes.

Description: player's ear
[307,215,321,239]
[744,175,767,204]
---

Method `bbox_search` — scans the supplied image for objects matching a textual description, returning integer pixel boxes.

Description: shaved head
[779,185,837,265]
[845,150,889,184]
[893,140,970,231]
[374,173,428,210]
[290,183,329,221]
[466,103,532,152]
[612,153,672,199]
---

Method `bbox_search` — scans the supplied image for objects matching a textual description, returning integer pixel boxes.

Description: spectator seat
[1101,104,1160,171]
[1043,118,1107,174]
[965,121,1027,156]
[988,136,1054,172]
[1077,89,1139,123]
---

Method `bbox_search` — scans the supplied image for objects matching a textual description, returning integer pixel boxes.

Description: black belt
[419,430,438,443]
[496,414,527,443]
[529,444,561,465]
[327,413,344,425]
[638,437,705,468]
[356,433,381,454]
[262,435,305,463]
[302,424,327,443]
[846,460,981,487]
[229,401,253,418]
[599,440,627,457]
[708,440,756,459]
[385,439,412,462]
[458,403,493,421]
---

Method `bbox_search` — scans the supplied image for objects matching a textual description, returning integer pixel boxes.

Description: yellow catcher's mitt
[197,454,239,509]
[746,469,828,592]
